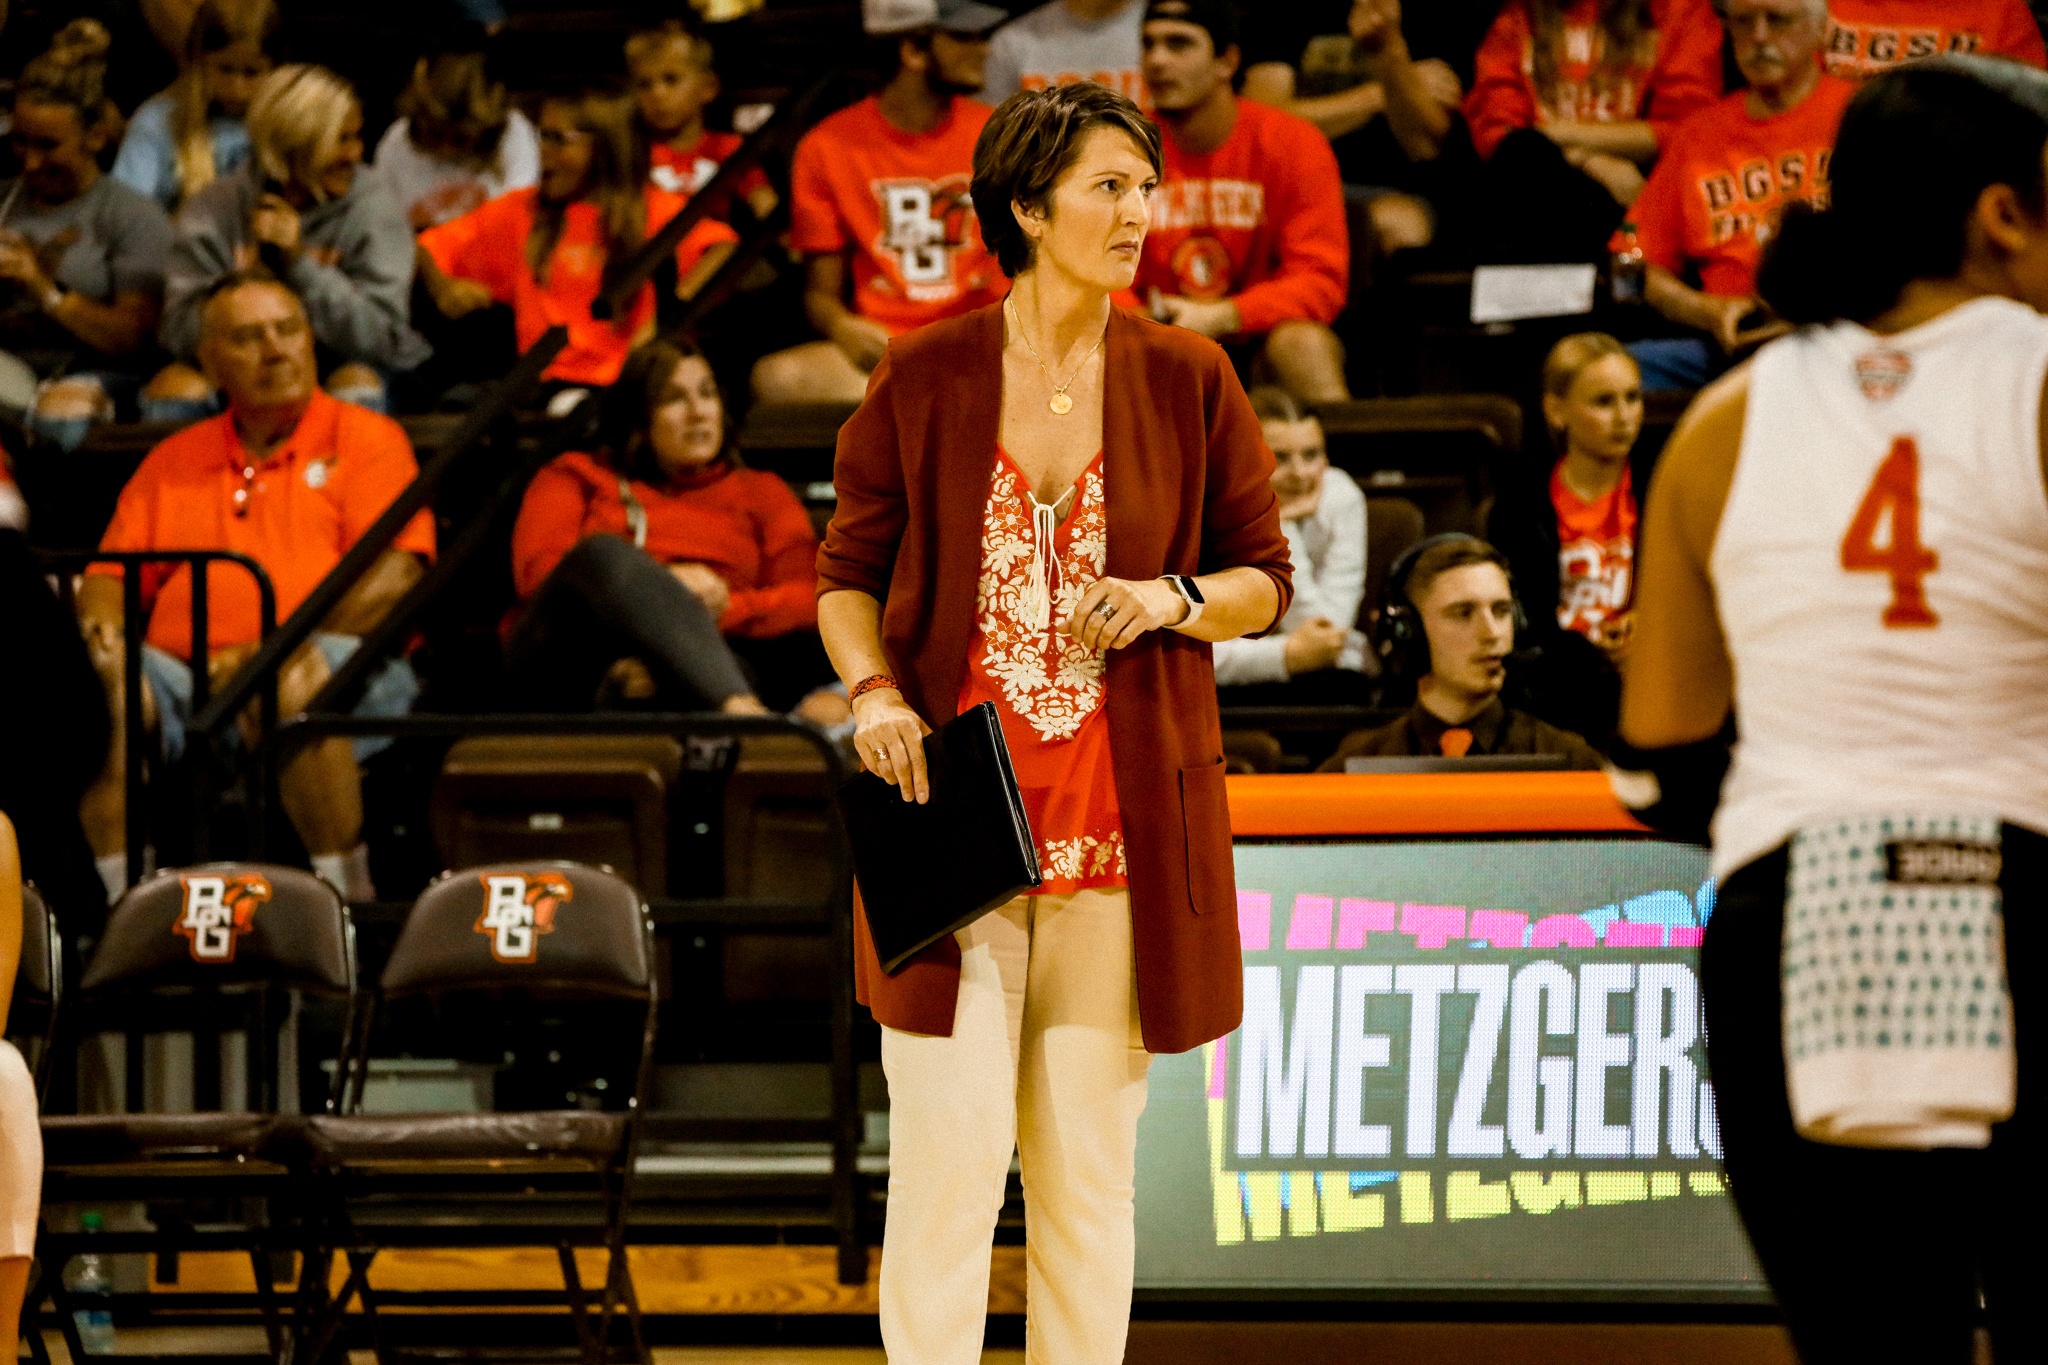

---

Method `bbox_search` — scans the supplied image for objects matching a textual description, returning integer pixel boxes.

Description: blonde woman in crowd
[113,0,282,211]
[148,64,429,420]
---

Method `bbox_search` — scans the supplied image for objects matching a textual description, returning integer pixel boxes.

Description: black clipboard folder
[834,700,1042,974]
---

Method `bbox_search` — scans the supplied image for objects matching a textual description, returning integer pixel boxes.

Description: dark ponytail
[1758,56,2048,326]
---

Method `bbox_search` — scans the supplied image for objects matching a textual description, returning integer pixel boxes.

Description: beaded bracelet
[850,673,901,701]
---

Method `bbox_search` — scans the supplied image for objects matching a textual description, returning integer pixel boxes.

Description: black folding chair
[293,860,658,1365]
[31,864,357,1365]
[7,883,62,1099]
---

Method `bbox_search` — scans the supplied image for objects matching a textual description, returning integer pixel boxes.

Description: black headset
[1374,533,1529,681]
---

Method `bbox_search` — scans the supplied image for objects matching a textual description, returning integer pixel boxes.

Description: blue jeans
[1627,337,1715,393]
[141,632,418,764]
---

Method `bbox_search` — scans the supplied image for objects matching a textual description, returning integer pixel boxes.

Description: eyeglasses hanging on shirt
[232,464,258,517]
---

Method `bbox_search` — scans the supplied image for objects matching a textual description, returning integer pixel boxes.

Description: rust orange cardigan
[816,302,1294,1054]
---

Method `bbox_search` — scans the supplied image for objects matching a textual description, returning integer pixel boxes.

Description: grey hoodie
[160,161,431,370]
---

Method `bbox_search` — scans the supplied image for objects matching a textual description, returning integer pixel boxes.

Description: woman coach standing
[816,84,1292,1365]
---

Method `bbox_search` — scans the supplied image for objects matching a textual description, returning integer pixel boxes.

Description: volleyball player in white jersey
[1622,57,2048,1365]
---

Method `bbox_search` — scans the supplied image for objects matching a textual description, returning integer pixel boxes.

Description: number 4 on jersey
[1840,437,1939,628]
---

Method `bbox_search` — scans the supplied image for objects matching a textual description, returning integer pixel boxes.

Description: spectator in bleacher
[1487,332,1648,747]
[112,0,281,212]
[750,0,1008,404]
[0,22,176,450]
[1137,0,1353,402]
[416,85,739,393]
[148,64,429,423]
[1630,0,1851,391]
[1822,0,2045,81]
[80,270,434,903]
[982,0,1148,107]
[507,340,848,723]
[372,40,540,233]
[627,17,780,222]
[1492,333,1648,663]
[1214,386,1372,702]
[1324,534,1602,767]
[1466,0,1724,263]
[1239,1,1493,262]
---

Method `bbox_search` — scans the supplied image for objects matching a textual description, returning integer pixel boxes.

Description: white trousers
[0,1040,40,1257]
[880,888,1151,1365]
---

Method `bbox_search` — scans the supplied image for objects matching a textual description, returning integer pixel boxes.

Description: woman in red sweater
[1466,0,1723,263]
[507,340,844,717]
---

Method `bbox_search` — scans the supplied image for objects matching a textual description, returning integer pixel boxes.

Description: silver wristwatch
[1161,574,1205,630]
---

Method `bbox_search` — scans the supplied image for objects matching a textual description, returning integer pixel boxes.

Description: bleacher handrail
[189,326,569,741]
[38,549,278,886]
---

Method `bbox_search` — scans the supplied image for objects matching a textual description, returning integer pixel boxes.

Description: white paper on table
[1469,264,1599,324]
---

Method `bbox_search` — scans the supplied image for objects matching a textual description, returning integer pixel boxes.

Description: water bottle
[69,1211,116,1354]
[1610,221,1646,306]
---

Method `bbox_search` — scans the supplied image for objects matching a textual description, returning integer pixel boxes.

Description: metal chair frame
[26,865,359,1365]
[293,862,660,1365]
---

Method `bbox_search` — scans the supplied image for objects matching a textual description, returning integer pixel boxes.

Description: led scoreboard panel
[1133,776,1770,1300]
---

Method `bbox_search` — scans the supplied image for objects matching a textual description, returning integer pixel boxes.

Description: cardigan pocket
[1179,757,1234,916]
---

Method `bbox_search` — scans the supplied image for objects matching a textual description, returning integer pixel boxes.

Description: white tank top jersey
[1711,296,2048,879]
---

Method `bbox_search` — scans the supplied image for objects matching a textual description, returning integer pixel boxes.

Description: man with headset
[1324,533,1602,767]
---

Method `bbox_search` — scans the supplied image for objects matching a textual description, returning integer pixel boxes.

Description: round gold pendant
[1049,392,1074,416]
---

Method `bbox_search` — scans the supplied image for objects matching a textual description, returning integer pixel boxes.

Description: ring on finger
[1095,600,1117,619]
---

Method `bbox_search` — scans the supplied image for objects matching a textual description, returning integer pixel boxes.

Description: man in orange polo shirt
[78,271,434,902]
[1630,0,1853,390]
[750,0,1008,404]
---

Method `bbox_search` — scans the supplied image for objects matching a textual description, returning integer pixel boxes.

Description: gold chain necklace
[1007,295,1104,416]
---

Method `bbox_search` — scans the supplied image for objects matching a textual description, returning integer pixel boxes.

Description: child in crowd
[113,0,282,211]
[1213,386,1371,704]
[416,86,739,390]
[1487,332,1650,743]
[150,64,430,420]
[374,43,541,232]
[626,19,778,221]
[0,21,176,449]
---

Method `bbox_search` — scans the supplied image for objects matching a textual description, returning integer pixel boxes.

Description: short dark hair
[1405,535,1511,610]
[970,84,1164,278]
[1761,56,2048,324]
[199,266,304,330]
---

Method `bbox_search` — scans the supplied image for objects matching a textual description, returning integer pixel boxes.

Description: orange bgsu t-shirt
[788,95,1004,336]
[1632,76,1854,298]
[1552,463,1636,640]
[91,389,437,658]
[419,184,738,386]
[1823,0,2046,80]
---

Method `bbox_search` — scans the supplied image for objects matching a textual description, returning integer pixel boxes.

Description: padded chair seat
[296,1111,627,1171]
[42,1112,291,1171]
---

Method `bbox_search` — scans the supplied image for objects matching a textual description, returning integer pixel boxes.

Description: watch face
[1182,575,1205,605]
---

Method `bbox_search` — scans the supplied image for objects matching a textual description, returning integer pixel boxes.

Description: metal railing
[42,550,277,887]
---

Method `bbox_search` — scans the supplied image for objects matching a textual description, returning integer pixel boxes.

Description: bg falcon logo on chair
[475,872,574,963]
[174,874,272,963]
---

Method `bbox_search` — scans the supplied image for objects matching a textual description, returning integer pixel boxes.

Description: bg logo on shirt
[174,873,272,963]
[873,175,978,299]
[474,871,574,964]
